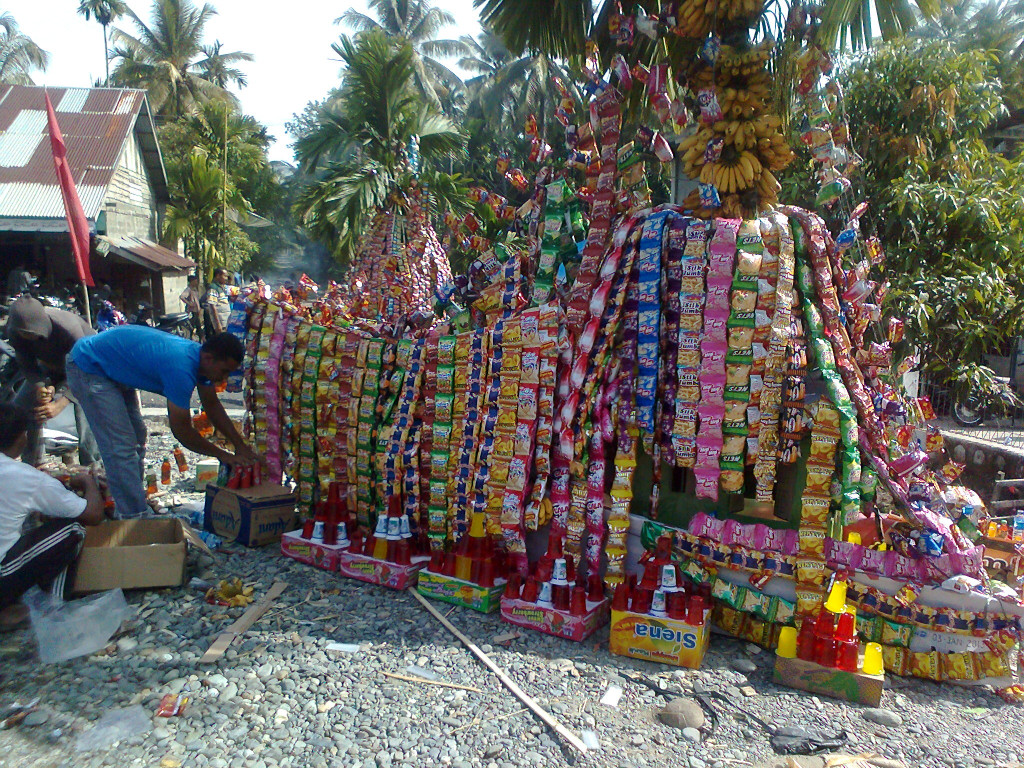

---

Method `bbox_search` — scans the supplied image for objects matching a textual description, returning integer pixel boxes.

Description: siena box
[609,609,711,668]
[204,483,296,546]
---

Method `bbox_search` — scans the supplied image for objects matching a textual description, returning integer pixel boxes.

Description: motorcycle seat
[158,313,191,324]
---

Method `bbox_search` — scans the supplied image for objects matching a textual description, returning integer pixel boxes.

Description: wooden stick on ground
[380,671,483,693]
[200,581,288,663]
[407,588,588,755]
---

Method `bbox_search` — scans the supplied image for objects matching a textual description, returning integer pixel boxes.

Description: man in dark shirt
[6,297,98,466]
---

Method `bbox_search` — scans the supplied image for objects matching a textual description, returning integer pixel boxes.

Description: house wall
[161,271,189,316]
[99,129,160,240]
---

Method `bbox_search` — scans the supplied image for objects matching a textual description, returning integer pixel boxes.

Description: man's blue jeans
[66,356,149,518]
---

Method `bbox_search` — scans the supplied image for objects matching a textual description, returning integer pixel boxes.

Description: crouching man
[0,403,104,628]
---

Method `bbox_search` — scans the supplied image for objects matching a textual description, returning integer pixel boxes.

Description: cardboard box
[500,597,609,641]
[418,570,506,613]
[204,483,296,547]
[773,654,884,706]
[280,530,350,571]
[609,609,710,668]
[73,519,189,593]
[337,549,429,590]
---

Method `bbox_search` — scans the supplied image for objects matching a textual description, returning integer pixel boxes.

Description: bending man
[66,326,259,518]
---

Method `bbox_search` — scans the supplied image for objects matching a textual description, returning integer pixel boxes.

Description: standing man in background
[203,267,232,337]
[179,274,203,341]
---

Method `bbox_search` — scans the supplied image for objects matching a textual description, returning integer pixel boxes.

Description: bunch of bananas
[717,0,765,21]
[674,0,714,38]
[716,38,775,74]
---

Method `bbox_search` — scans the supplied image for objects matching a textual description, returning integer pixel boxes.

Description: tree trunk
[102,24,110,86]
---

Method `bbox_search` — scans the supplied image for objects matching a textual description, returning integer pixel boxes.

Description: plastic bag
[24,586,130,663]
[75,705,151,751]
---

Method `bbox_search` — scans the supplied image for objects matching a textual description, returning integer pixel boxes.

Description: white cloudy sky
[10,0,483,162]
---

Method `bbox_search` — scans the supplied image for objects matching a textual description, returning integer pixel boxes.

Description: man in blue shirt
[66,327,260,518]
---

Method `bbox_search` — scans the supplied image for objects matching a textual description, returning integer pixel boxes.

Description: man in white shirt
[0,403,104,628]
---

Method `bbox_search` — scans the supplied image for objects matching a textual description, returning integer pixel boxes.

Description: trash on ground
[25,587,129,664]
[74,705,151,752]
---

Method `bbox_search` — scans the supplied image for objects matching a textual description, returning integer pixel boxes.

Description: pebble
[0,426,1014,768]
[863,708,904,728]
[22,711,49,727]
[116,637,138,653]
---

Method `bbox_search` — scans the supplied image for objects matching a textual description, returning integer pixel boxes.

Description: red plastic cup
[301,519,315,539]
[687,595,705,626]
[564,555,576,585]
[835,611,856,641]
[362,533,375,556]
[797,618,817,662]
[477,557,495,588]
[394,539,411,566]
[611,581,630,611]
[520,576,539,603]
[667,590,687,620]
[654,535,672,564]
[503,573,522,600]
[819,638,840,668]
[552,583,570,611]
[536,560,553,583]
[632,588,653,615]
[586,573,605,602]
[428,550,444,573]
[639,560,660,590]
[323,512,338,545]
[348,529,363,553]
[545,530,563,560]
[838,639,859,672]
[569,586,588,616]
[442,551,457,577]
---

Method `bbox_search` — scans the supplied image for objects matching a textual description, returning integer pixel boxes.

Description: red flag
[45,92,94,287]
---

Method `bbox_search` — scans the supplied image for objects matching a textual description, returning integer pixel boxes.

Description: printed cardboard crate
[204,483,296,546]
[280,530,349,572]
[500,597,609,642]
[337,549,429,590]
[417,570,506,613]
[772,654,884,706]
[609,609,710,668]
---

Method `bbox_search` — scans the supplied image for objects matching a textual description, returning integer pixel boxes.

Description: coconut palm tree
[109,0,252,119]
[77,0,128,86]
[472,0,941,60]
[293,29,468,264]
[0,12,48,85]
[336,0,470,109]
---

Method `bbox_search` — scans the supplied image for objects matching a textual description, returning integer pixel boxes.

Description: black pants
[0,519,85,608]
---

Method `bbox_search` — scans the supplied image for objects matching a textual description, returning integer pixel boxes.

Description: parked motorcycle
[131,301,194,338]
[952,337,1024,426]
[95,300,127,332]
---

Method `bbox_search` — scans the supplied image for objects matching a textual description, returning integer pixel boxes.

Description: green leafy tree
[840,40,1024,402]
[336,0,470,110]
[110,0,252,120]
[0,12,48,85]
[77,0,127,85]
[293,29,468,265]
[164,148,253,279]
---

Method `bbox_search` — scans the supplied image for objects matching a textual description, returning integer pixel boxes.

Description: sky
[9,0,484,163]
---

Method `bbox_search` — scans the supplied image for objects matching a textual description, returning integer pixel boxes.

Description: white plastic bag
[24,586,130,663]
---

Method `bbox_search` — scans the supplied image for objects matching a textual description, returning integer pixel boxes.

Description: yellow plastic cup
[847,532,862,545]
[777,626,798,658]
[863,642,884,675]
[824,579,847,614]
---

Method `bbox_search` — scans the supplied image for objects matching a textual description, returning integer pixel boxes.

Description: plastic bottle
[161,459,171,485]
[173,448,188,473]
[146,473,157,495]
[1013,513,1024,543]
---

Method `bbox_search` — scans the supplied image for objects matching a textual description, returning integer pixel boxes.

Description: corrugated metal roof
[0,85,168,222]
[98,234,195,271]
[0,182,107,218]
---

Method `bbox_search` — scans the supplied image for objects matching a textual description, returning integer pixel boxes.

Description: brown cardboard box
[773,654,884,706]
[73,519,188,593]
[204,483,296,547]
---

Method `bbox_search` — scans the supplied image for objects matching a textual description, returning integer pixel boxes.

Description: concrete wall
[942,432,1024,505]
[160,271,189,316]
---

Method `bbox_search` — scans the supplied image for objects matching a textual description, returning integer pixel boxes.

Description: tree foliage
[0,12,48,85]
[292,29,468,265]
[110,0,251,120]
[841,40,1024,400]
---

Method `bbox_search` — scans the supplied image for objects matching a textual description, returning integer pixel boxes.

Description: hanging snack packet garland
[753,214,796,503]
[673,219,708,468]
[721,220,761,492]
[695,218,737,500]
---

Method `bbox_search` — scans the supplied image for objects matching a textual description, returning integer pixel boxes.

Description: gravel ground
[1,425,1022,768]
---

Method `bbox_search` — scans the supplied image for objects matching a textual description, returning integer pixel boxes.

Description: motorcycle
[952,337,1024,427]
[130,301,194,338]
[94,300,127,332]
